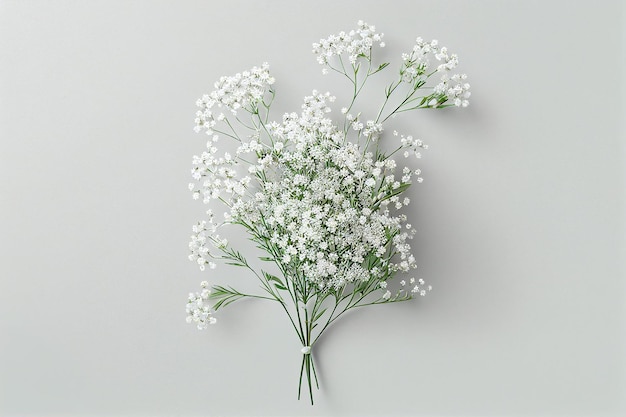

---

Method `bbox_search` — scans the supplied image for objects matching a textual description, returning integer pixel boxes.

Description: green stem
[297,354,305,400]
[305,354,314,405]
[375,79,402,123]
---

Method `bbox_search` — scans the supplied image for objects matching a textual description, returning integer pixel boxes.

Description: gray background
[1,0,624,416]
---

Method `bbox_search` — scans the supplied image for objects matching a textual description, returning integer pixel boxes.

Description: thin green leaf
[372,62,390,74]
[313,307,328,322]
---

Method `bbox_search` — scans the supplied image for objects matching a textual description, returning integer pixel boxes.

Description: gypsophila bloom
[399,37,470,108]
[434,73,471,107]
[186,281,216,330]
[313,20,384,66]
[229,93,419,291]
[194,62,275,135]
[185,21,470,405]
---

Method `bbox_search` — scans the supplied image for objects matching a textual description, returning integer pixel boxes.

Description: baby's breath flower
[186,281,216,330]
[194,62,275,137]
[185,21,466,404]
[312,21,384,66]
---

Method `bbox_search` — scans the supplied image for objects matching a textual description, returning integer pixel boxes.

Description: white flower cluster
[380,277,432,300]
[344,111,384,141]
[188,87,424,293]
[434,73,471,108]
[401,37,470,107]
[194,62,275,135]
[208,92,418,291]
[401,38,452,80]
[189,140,251,205]
[189,83,426,296]
[312,20,385,65]
[394,130,428,160]
[186,281,216,329]
[361,120,384,140]
[188,217,220,271]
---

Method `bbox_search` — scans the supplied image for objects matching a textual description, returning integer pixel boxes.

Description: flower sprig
[185,21,469,404]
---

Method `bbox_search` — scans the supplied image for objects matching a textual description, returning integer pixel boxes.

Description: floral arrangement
[185,21,470,404]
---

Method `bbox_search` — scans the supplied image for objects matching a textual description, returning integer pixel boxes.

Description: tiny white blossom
[313,21,384,66]
[186,282,217,330]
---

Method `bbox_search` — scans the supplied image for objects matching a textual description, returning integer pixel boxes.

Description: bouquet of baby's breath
[185,21,470,404]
